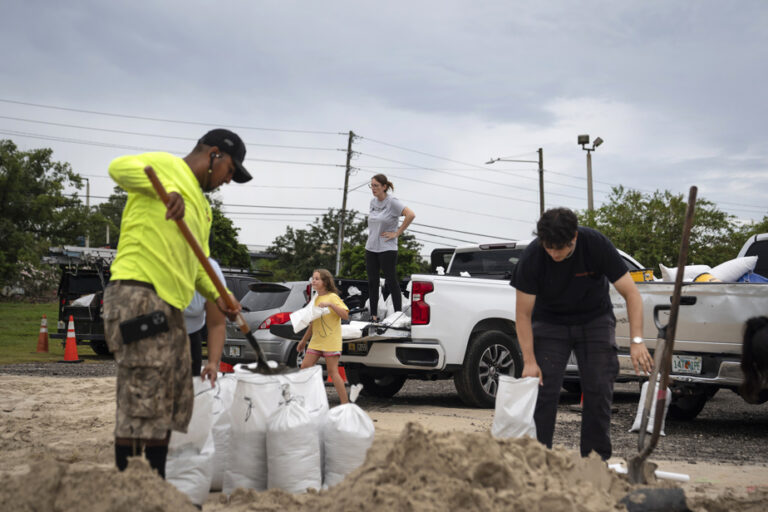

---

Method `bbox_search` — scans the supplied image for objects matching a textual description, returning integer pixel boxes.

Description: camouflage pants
[103,282,192,439]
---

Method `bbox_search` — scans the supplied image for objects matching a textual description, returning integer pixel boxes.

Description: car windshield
[240,286,291,311]
[448,248,524,277]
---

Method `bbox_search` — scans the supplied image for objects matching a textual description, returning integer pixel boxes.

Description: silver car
[222,281,310,367]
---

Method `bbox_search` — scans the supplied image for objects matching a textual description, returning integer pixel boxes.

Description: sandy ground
[1,374,767,510]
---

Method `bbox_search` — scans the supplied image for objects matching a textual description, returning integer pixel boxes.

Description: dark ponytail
[372,173,394,192]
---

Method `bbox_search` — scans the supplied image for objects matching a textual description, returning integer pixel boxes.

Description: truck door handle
[677,296,697,305]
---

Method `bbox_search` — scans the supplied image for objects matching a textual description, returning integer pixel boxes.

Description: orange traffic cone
[36,314,49,353]
[327,364,348,383]
[60,315,82,363]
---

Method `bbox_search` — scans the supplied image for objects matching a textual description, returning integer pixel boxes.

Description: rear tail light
[258,312,292,330]
[305,284,312,303]
[411,281,434,325]
[219,362,234,373]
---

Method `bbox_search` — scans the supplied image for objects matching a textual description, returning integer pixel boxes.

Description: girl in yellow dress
[297,269,349,403]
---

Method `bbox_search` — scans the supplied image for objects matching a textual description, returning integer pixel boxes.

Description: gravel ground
[3,362,766,465]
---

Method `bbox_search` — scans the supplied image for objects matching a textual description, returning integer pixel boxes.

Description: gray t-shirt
[366,195,406,252]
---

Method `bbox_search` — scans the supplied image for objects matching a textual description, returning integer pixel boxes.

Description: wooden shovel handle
[143,166,234,311]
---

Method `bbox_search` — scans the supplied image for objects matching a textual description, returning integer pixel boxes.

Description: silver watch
[631,336,644,344]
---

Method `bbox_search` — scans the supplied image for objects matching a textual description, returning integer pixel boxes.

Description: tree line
[1,139,766,294]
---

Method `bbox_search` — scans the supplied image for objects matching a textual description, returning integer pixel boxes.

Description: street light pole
[485,150,544,216]
[578,135,603,212]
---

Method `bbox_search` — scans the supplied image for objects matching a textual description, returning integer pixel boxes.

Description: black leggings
[366,250,401,317]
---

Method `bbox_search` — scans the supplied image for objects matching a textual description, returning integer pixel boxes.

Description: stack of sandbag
[222,364,328,494]
[659,256,759,282]
[321,396,375,489]
[267,387,322,492]
[210,373,238,492]
[166,378,216,507]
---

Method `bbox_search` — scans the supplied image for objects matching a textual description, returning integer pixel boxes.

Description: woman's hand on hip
[381,231,398,240]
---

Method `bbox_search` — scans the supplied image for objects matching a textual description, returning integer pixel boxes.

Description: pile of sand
[224,422,632,512]
[0,457,197,512]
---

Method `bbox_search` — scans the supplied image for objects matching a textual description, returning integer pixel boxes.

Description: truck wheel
[667,393,708,421]
[454,330,522,408]
[357,371,406,398]
[90,340,111,356]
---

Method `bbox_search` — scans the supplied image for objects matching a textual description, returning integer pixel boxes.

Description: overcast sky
[2,1,766,259]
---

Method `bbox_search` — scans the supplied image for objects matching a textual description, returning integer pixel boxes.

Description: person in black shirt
[511,207,653,460]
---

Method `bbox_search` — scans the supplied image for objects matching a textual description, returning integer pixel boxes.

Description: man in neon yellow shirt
[103,128,250,478]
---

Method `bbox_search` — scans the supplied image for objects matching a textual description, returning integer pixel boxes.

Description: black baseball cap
[198,128,252,183]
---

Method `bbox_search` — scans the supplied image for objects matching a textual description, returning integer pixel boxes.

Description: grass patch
[0,301,102,364]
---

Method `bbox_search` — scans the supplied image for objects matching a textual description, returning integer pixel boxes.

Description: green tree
[265,209,426,280]
[579,186,744,273]
[0,140,86,286]
[209,200,251,268]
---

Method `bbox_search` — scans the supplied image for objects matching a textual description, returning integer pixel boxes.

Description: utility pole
[335,130,355,275]
[537,148,544,216]
[85,178,90,248]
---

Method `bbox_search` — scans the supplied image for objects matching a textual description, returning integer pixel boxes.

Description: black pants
[189,328,203,377]
[532,312,619,460]
[365,250,401,318]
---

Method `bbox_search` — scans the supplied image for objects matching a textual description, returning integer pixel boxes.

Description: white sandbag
[382,311,411,328]
[659,263,711,282]
[364,292,387,320]
[384,293,409,318]
[290,303,330,333]
[322,403,375,488]
[491,375,538,439]
[222,365,329,494]
[267,397,322,493]
[341,323,363,339]
[167,379,216,506]
[210,374,238,491]
[167,431,215,506]
[629,380,671,436]
[710,256,758,282]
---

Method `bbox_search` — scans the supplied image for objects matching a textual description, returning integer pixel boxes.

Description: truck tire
[667,392,708,421]
[355,371,406,398]
[89,340,111,356]
[454,330,522,408]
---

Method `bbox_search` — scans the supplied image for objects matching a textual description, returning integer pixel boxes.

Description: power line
[408,228,476,244]
[0,115,343,151]
[0,129,345,167]
[0,98,343,135]
[351,188,533,224]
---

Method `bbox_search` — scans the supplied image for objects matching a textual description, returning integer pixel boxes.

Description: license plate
[229,346,241,357]
[346,341,369,355]
[672,355,702,374]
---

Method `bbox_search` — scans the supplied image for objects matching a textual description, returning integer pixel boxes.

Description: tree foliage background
[0,139,251,295]
[261,208,429,281]
[579,186,768,274]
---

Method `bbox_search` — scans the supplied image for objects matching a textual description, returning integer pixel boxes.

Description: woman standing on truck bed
[366,174,415,322]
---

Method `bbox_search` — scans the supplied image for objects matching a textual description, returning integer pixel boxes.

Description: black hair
[740,316,768,404]
[534,207,578,249]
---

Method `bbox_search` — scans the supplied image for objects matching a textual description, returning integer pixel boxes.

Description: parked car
[737,232,768,277]
[222,281,312,367]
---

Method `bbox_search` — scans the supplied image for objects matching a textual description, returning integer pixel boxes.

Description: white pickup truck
[342,241,646,407]
[342,238,768,417]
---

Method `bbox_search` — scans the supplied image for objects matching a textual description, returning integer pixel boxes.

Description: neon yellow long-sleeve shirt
[108,152,219,309]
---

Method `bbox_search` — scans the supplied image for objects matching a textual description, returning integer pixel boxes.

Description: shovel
[144,166,280,375]
[626,185,697,484]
